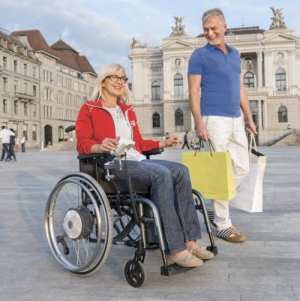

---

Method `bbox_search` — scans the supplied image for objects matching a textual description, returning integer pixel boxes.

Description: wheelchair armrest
[77,152,111,160]
[65,125,75,133]
[142,148,164,159]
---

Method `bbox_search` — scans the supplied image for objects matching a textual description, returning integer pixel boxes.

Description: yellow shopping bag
[182,142,236,201]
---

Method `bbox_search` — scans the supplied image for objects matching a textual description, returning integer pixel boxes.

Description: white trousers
[203,116,249,231]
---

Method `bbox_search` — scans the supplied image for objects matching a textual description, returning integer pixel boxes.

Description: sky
[0,0,299,79]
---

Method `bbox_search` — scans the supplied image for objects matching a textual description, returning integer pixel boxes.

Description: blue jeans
[114,159,201,254]
[9,144,16,160]
[1,143,11,160]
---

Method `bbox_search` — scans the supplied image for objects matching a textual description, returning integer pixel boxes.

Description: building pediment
[160,40,193,51]
[262,33,298,44]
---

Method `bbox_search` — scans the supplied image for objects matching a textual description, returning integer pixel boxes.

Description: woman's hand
[91,137,120,153]
[160,135,179,148]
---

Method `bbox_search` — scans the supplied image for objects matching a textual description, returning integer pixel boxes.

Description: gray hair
[202,8,226,24]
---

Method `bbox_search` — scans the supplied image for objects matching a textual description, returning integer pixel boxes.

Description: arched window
[174,74,183,95]
[151,81,160,100]
[278,106,288,123]
[175,109,183,126]
[244,72,255,88]
[152,112,160,128]
[276,68,286,91]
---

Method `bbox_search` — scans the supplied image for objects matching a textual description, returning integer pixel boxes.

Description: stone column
[264,51,273,88]
[263,100,268,129]
[256,51,263,87]
[257,100,262,130]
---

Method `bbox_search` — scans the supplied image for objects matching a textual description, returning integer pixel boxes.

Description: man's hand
[196,123,210,141]
[245,120,257,135]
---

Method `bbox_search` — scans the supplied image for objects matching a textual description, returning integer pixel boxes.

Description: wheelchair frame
[45,130,218,288]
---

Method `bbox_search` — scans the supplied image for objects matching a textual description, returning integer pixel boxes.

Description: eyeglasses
[106,75,128,84]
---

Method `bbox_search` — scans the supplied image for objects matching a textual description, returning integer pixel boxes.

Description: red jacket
[76,100,160,154]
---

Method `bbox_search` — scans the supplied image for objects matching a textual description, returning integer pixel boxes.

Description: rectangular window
[24,103,28,116]
[32,125,37,140]
[24,64,27,76]
[14,101,18,115]
[32,104,36,117]
[33,67,36,78]
[33,85,37,96]
[23,125,28,140]
[14,60,18,72]
[3,77,8,91]
[24,83,28,94]
[3,99,8,113]
[3,56,7,69]
[57,75,63,86]
[74,81,79,91]
[14,80,18,94]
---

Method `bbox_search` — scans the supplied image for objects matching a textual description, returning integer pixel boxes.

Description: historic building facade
[129,8,300,145]
[0,28,97,147]
[0,29,41,148]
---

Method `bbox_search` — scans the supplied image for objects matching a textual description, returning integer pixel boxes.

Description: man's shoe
[217,227,246,243]
[191,247,214,260]
[168,251,203,268]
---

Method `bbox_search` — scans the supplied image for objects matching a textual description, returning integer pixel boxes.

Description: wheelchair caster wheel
[124,259,145,288]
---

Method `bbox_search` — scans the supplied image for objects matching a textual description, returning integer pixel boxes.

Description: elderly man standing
[188,8,257,242]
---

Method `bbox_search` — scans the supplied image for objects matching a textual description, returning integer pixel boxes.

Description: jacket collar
[86,99,132,113]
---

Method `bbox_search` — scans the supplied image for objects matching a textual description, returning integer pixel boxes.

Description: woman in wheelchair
[76,63,214,268]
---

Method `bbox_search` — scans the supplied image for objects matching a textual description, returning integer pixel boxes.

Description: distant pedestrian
[15,138,19,152]
[0,126,15,162]
[182,131,190,149]
[9,129,17,162]
[287,124,292,129]
[21,136,26,152]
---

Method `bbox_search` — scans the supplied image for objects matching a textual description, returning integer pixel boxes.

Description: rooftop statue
[171,16,186,36]
[131,37,147,49]
[270,7,287,29]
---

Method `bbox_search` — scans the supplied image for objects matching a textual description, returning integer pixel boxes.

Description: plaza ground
[0,146,300,301]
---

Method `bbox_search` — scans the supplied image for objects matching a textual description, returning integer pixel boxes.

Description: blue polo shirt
[188,43,241,117]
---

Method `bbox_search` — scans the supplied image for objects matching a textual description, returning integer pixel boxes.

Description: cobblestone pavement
[0,147,299,301]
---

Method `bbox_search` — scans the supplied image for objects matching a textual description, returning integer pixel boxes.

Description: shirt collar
[206,42,233,53]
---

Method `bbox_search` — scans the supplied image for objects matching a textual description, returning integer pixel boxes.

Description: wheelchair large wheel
[45,172,113,276]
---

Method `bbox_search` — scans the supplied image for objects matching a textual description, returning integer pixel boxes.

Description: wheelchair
[44,126,218,288]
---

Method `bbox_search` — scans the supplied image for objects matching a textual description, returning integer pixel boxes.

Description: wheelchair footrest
[161,264,195,276]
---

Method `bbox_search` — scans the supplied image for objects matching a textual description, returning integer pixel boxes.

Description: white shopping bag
[230,135,265,213]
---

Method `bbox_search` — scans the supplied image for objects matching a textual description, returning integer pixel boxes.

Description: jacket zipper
[87,104,136,150]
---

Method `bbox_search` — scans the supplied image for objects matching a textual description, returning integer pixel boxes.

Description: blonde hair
[91,63,131,104]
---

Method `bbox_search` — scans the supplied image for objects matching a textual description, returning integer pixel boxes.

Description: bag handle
[194,138,215,157]
[249,134,257,163]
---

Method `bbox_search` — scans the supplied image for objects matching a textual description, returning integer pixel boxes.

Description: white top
[104,105,146,161]
[0,129,15,144]
[20,137,26,143]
